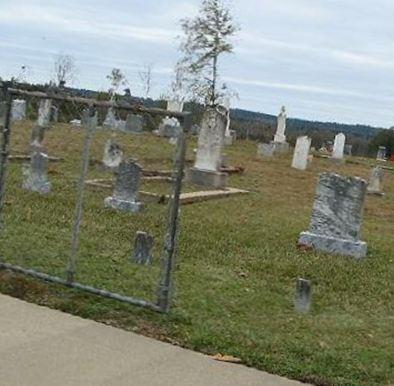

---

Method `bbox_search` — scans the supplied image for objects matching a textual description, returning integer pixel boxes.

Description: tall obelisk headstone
[299,173,368,259]
[187,107,228,188]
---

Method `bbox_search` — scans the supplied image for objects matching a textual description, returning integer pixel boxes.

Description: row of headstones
[0,99,59,123]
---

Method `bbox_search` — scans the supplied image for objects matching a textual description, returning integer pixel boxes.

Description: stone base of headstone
[22,178,51,195]
[271,141,289,154]
[187,167,228,189]
[104,197,143,213]
[367,189,384,196]
[257,143,275,157]
[298,231,367,260]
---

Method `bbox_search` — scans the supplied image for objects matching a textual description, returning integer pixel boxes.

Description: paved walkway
[0,294,307,386]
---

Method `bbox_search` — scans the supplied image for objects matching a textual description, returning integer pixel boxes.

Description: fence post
[157,113,190,312]
[67,107,97,283]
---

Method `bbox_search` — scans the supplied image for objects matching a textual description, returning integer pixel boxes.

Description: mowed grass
[0,120,393,386]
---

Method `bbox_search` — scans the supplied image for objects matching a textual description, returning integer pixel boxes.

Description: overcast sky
[0,0,393,127]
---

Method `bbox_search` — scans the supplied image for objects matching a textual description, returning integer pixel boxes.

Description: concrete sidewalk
[0,294,307,386]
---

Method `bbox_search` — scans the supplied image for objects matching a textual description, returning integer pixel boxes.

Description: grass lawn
[0,120,393,386]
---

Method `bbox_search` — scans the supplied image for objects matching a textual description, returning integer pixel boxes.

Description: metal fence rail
[0,85,191,313]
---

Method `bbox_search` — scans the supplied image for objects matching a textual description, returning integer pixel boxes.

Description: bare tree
[178,0,239,106]
[53,54,76,87]
[106,68,128,101]
[138,63,154,99]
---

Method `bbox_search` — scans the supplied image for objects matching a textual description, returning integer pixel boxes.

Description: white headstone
[332,133,346,160]
[367,166,384,195]
[292,136,312,170]
[194,108,226,172]
[167,100,184,113]
[37,99,52,128]
[274,106,287,143]
[103,139,123,168]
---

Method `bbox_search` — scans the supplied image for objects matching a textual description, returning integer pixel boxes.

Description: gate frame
[0,85,191,313]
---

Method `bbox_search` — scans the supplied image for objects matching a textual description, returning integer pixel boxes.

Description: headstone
[367,166,384,196]
[22,151,51,194]
[51,105,59,123]
[103,139,123,168]
[103,108,118,129]
[294,278,312,313]
[104,160,143,213]
[30,99,52,149]
[274,106,287,143]
[158,116,181,138]
[37,99,52,128]
[190,124,200,136]
[332,133,346,160]
[187,107,228,188]
[298,173,368,259]
[344,144,353,156]
[132,231,154,265]
[125,113,143,133]
[11,99,26,121]
[376,146,387,162]
[167,100,184,112]
[292,136,312,170]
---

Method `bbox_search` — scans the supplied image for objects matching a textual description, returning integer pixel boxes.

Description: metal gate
[0,85,191,313]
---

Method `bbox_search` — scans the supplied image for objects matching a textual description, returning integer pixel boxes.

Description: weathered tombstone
[158,116,181,138]
[367,166,384,196]
[257,143,275,158]
[132,231,154,265]
[103,139,123,168]
[292,136,312,170]
[344,144,353,156]
[187,107,228,188]
[104,160,143,212]
[30,99,52,149]
[376,146,387,162]
[125,113,143,133]
[298,173,368,259]
[221,96,233,145]
[103,108,118,129]
[11,99,27,121]
[167,100,184,112]
[332,133,346,161]
[294,278,312,313]
[22,151,51,194]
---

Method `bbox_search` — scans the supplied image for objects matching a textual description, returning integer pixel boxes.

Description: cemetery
[0,87,392,386]
[0,1,393,385]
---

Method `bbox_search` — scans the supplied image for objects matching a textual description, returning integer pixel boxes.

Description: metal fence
[0,85,191,313]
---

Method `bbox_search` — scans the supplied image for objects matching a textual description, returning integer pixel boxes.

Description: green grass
[0,121,393,386]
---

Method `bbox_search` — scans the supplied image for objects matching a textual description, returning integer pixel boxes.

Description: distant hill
[231,108,383,140]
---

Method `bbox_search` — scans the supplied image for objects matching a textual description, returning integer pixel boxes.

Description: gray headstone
[132,231,154,265]
[125,114,143,133]
[22,151,51,194]
[158,116,181,138]
[257,143,275,157]
[103,139,123,169]
[104,160,143,212]
[294,278,312,313]
[11,99,26,121]
[376,146,387,161]
[367,166,384,196]
[299,173,368,259]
